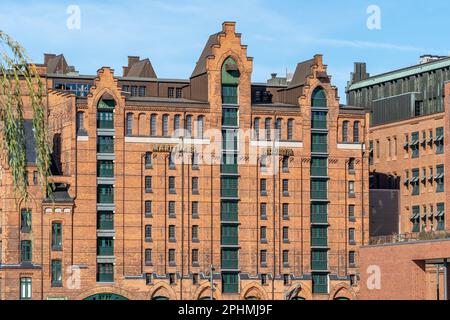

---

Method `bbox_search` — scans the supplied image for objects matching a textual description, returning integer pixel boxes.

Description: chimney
[44,53,56,65]
[351,62,369,83]
[271,73,277,79]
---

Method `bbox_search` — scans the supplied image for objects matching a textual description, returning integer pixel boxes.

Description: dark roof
[126,96,209,108]
[44,54,76,75]
[24,120,36,164]
[339,105,367,115]
[44,184,74,204]
[124,57,157,78]
[288,58,315,89]
[252,103,298,110]
[191,33,221,78]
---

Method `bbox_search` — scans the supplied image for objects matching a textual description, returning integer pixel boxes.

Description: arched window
[221,57,240,105]
[287,119,294,141]
[150,114,157,136]
[312,87,327,108]
[342,121,349,143]
[126,113,133,136]
[265,118,272,141]
[138,113,146,136]
[254,118,260,140]
[174,115,181,133]
[276,118,282,140]
[197,116,204,139]
[162,114,169,137]
[353,121,360,143]
[185,115,193,137]
[76,112,84,132]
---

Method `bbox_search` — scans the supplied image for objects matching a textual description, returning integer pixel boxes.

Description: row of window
[126,113,204,138]
[369,127,444,164]
[145,176,200,194]
[410,203,445,232]
[19,222,62,263]
[341,121,361,143]
[253,117,295,141]
[404,165,444,195]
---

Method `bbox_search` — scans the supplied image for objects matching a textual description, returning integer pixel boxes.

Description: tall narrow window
[174,115,181,133]
[276,118,282,140]
[197,116,204,139]
[21,240,32,263]
[145,152,153,169]
[287,119,294,140]
[52,222,62,251]
[186,115,193,137]
[265,118,272,141]
[20,209,31,233]
[145,176,152,193]
[126,113,133,136]
[353,121,360,143]
[76,111,84,132]
[254,118,260,140]
[162,115,169,137]
[342,121,349,143]
[51,260,62,287]
[150,114,157,136]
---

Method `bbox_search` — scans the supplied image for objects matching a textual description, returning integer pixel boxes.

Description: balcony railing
[369,230,450,246]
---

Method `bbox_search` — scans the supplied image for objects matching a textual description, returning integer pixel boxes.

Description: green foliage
[0,31,51,201]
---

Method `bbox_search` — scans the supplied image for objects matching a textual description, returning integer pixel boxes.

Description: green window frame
[97,237,114,256]
[222,108,238,127]
[97,110,114,129]
[311,203,328,224]
[51,222,62,250]
[51,260,62,287]
[20,277,32,300]
[221,249,239,270]
[20,209,32,233]
[312,274,328,294]
[311,133,328,153]
[311,157,328,177]
[311,87,327,108]
[411,132,419,158]
[97,136,114,154]
[411,168,420,196]
[97,185,114,204]
[222,273,239,294]
[97,263,114,283]
[437,203,445,231]
[436,127,444,154]
[97,160,114,178]
[311,111,327,129]
[221,225,239,246]
[221,177,239,198]
[436,165,445,193]
[311,226,328,247]
[21,240,32,263]
[311,179,328,200]
[221,201,238,222]
[411,206,420,233]
[311,250,328,271]
[97,211,114,230]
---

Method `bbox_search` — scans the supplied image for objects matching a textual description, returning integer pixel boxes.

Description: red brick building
[0,22,368,300]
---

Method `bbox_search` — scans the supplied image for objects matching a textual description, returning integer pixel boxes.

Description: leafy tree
[0,31,51,200]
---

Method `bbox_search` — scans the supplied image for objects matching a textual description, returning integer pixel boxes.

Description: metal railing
[369,230,450,246]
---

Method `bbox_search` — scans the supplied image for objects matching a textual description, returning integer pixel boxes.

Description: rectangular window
[287,119,294,140]
[283,250,289,267]
[174,115,180,132]
[411,132,419,158]
[145,201,152,217]
[260,179,267,195]
[168,87,174,98]
[260,226,267,242]
[192,249,199,266]
[412,168,420,196]
[311,133,328,153]
[311,157,328,177]
[169,176,176,194]
[145,152,153,169]
[33,171,38,185]
[169,273,176,285]
[169,225,176,241]
[282,179,289,196]
[221,177,239,198]
[126,113,133,136]
[97,237,114,256]
[437,203,445,231]
[145,249,152,266]
[192,225,199,241]
[192,201,199,219]
[311,226,328,247]
[311,179,327,200]
[20,278,32,300]
[21,240,32,263]
[283,227,289,243]
[176,88,183,99]
[260,203,267,220]
[348,181,355,197]
[162,115,169,137]
[348,158,355,173]
[20,209,31,233]
[98,211,114,230]
[436,127,444,154]
[192,177,199,194]
[282,156,289,172]
[169,201,176,218]
[192,153,199,170]
[412,206,420,232]
[52,223,62,250]
[145,225,152,241]
[51,260,62,287]
[221,225,238,246]
[311,111,327,129]
[312,274,328,294]
[97,160,114,178]
[260,250,267,266]
[222,273,239,294]
[349,205,355,221]
[145,176,152,193]
[131,86,138,96]
[349,251,356,266]
[436,165,445,193]
[97,263,114,283]
[349,228,356,244]
[97,136,114,154]
[311,203,328,224]
[221,249,239,270]
[169,249,176,266]
[138,86,146,97]
[282,203,289,220]
[311,250,328,271]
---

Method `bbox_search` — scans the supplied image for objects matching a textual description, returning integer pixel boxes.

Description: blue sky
[1,0,449,102]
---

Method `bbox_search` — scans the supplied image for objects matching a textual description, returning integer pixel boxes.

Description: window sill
[145,214,153,219]
[145,190,153,194]
[192,191,200,195]
[145,263,153,267]
[283,192,290,197]
[192,263,200,268]
[260,192,268,197]
[192,215,200,220]
[169,215,176,219]
[145,238,153,243]
[260,240,268,244]
[52,246,63,252]
[51,282,63,288]
[192,239,200,243]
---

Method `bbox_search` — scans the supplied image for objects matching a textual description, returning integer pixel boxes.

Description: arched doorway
[84,293,128,300]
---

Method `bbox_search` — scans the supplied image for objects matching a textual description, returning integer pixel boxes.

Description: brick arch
[329,283,357,301]
[215,50,251,78]
[75,286,134,300]
[193,282,223,300]
[240,282,269,300]
[92,88,121,110]
[147,282,177,300]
